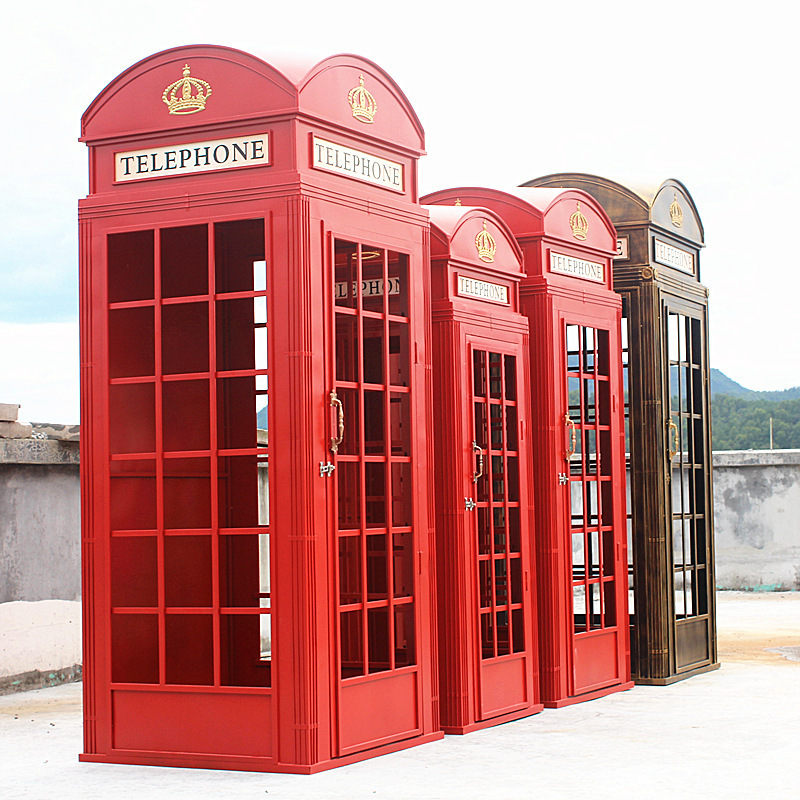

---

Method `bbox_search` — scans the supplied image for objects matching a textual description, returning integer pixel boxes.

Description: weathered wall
[0,438,81,691]
[712,450,800,591]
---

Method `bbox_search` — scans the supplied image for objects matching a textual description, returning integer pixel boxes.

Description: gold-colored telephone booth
[523,174,718,684]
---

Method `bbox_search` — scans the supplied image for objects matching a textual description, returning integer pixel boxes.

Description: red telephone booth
[427,206,542,732]
[423,188,633,707]
[79,45,441,773]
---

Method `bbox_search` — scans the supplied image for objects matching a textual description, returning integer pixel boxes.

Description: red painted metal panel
[573,630,620,694]
[113,690,272,757]
[479,656,528,718]
[337,671,420,753]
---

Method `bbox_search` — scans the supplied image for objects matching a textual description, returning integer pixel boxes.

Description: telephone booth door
[428,207,540,733]
[331,240,426,754]
[561,314,627,696]
[664,301,715,671]
[470,344,537,722]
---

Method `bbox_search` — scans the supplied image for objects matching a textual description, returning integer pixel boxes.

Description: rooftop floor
[2,591,798,799]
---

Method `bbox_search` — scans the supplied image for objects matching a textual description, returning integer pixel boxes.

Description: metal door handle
[564,415,577,462]
[667,418,679,460]
[330,390,344,454]
[472,441,484,483]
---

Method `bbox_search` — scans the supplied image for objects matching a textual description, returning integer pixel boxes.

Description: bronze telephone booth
[79,45,442,773]
[523,174,718,684]
[427,205,542,732]
[423,187,633,707]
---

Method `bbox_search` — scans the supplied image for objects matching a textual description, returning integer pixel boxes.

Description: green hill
[710,370,800,450]
[710,368,800,402]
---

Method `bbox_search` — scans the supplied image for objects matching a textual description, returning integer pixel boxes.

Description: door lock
[558,473,568,486]
[465,497,477,511]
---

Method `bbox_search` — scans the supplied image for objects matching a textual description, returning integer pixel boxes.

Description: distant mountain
[710,370,800,449]
[710,369,800,401]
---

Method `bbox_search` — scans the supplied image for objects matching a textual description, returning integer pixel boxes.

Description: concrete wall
[712,450,800,591]
[1,436,798,692]
[0,437,81,693]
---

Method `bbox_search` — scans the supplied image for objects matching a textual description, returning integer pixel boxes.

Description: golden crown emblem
[162,64,212,115]
[670,193,684,227]
[475,221,497,263]
[348,74,377,124]
[570,202,589,240]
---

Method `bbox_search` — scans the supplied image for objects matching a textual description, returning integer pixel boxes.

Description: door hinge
[319,461,336,477]
[558,473,569,485]
[465,497,477,511]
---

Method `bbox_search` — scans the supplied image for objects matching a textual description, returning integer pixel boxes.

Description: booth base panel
[79,731,445,774]
[441,703,544,735]
[634,660,720,686]
[542,680,634,709]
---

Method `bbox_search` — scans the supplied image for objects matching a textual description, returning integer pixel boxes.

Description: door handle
[472,441,484,483]
[564,415,577,462]
[667,418,679,461]
[330,390,344,454]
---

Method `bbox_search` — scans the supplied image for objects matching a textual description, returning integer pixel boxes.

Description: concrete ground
[2,591,798,799]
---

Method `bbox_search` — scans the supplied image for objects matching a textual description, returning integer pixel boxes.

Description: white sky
[1,0,798,423]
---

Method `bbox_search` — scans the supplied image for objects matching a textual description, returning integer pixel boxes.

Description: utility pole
[770,417,774,450]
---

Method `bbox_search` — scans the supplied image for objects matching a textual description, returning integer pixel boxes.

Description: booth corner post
[426,205,543,732]
[79,44,441,773]
[522,173,718,685]
[422,187,634,708]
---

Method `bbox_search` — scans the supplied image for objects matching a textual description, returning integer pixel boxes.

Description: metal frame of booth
[522,174,718,684]
[422,188,633,707]
[427,205,542,732]
[79,45,441,774]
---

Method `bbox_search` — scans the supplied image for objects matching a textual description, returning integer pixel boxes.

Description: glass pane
[363,317,384,385]
[473,350,487,397]
[214,219,264,294]
[108,307,155,379]
[165,614,213,685]
[165,535,212,607]
[161,224,208,299]
[363,390,385,454]
[162,302,209,375]
[368,607,390,673]
[393,532,414,598]
[337,461,361,530]
[389,392,411,456]
[339,535,362,605]
[335,314,359,382]
[388,321,410,386]
[391,462,413,527]
[110,536,157,608]
[394,603,415,666]
[388,251,409,317]
[367,534,388,600]
[361,247,385,314]
[335,240,358,309]
[108,229,154,303]
[365,462,386,527]
[340,609,364,678]
[504,355,517,401]
[109,383,156,455]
